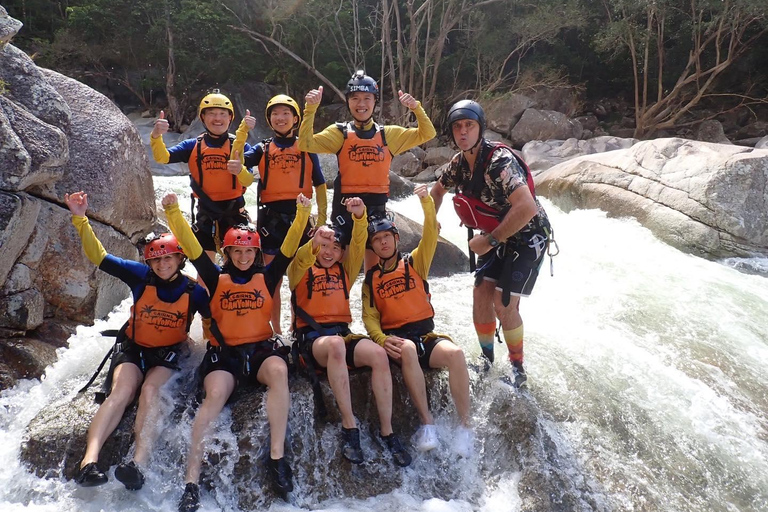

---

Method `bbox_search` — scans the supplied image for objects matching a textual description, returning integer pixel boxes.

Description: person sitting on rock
[429,100,552,387]
[287,197,411,468]
[65,191,209,491]
[362,184,474,457]
[230,94,328,335]
[298,71,436,271]
[162,191,310,511]
[150,90,253,262]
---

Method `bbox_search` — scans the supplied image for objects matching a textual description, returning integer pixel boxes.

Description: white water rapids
[0,179,766,511]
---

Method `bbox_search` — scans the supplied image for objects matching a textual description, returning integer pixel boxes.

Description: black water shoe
[381,433,412,467]
[115,460,144,490]
[178,482,200,512]
[341,427,364,464]
[512,361,527,389]
[75,462,107,487]
[481,346,495,365]
[268,457,294,494]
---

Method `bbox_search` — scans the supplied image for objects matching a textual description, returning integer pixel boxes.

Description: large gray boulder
[481,93,536,135]
[522,136,639,174]
[39,68,155,240]
[0,32,155,389]
[511,109,583,148]
[20,363,598,511]
[0,6,23,44]
[536,138,768,259]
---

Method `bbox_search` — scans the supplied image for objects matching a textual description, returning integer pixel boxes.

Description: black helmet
[367,217,398,247]
[346,70,379,100]
[331,224,351,248]
[446,100,486,141]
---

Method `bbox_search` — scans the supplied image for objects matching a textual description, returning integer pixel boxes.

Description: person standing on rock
[287,197,412,468]
[429,100,552,387]
[162,191,310,511]
[150,90,253,262]
[229,94,328,335]
[65,191,210,491]
[298,71,437,271]
[363,184,474,457]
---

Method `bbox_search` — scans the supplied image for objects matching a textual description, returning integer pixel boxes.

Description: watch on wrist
[487,234,500,248]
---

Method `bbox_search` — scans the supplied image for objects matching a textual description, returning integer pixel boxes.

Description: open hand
[64,191,88,216]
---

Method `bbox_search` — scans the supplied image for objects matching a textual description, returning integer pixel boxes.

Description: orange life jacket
[209,273,273,346]
[292,263,351,329]
[365,254,433,331]
[188,134,245,202]
[258,139,313,203]
[336,122,391,194]
[125,283,192,348]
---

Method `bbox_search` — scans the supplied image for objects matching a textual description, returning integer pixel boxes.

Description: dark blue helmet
[331,224,351,248]
[346,70,379,100]
[367,217,398,247]
[446,100,486,141]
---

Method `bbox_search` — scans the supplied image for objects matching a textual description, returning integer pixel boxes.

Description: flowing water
[0,181,766,511]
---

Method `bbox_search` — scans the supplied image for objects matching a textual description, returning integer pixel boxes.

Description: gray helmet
[367,217,398,247]
[346,70,379,100]
[446,100,486,143]
[331,224,351,248]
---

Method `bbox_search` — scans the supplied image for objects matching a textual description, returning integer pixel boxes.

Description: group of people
[66,70,551,512]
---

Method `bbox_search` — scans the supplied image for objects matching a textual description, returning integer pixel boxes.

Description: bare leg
[353,339,394,435]
[184,370,236,484]
[429,341,471,427]
[81,363,143,466]
[398,340,433,425]
[256,356,290,459]
[132,366,175,465]
[312,336,355,429]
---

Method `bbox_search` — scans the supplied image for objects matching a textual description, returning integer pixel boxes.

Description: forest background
[5,0,768,140]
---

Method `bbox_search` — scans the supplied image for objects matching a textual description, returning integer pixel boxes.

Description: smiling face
[347,92,376,123]
[269,105,299,136]
[451,118,481,151]
[147,253,184,281]
[316,240,345,269]
[226,246,258,271]
[369,230,398,261]
[201,107,233,136]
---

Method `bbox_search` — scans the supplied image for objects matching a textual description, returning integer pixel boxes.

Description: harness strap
[262,139,271,189]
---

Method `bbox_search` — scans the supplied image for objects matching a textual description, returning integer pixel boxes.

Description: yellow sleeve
[315,183,328,227]
[344,209,368,286]
[280,203,312,257]
[71,215,107,266]
[362,282,387,346]
[163,203,203,260]
[382,102,437,155]
[149,134,171,164]
[410,195,438,279]
[287,240,320,290]
[232,120,255,187]
[297,103,345,154]
[237,167,254,187]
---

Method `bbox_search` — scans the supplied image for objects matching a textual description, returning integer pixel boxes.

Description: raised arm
[65,191,107,266]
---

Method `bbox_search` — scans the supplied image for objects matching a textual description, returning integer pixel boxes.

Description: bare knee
[263,359,289,387]
[370,345,390,371]
[400,341,419,364]
[327,336,346,362]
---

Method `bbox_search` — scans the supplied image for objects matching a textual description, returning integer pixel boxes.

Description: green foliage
[0,78,9,95]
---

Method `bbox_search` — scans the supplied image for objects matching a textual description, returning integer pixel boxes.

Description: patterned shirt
[439,139,549,237]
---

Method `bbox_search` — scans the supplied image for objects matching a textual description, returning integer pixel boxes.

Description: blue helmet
[446,100,486,142]
[346,70,379,100]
